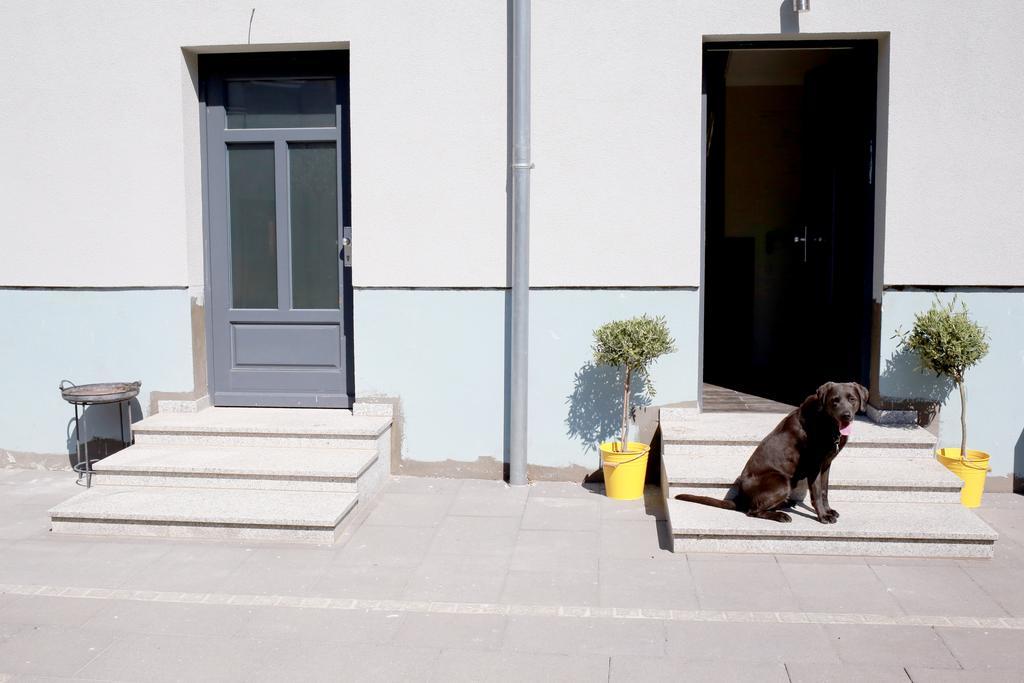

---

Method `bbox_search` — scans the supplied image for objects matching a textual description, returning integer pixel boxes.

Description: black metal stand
[70,400,133,488]
[60,380,140,489]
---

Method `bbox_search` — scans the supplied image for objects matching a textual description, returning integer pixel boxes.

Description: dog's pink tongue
[840,423,854,437]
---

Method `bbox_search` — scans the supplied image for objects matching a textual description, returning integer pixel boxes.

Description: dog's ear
[815,382,834,405]
[853,383,870,412]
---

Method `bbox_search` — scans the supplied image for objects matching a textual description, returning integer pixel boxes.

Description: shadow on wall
[880,345,955,409]
[64,398,142,468]
[565,362,651,459]
[1015,428,1024,494]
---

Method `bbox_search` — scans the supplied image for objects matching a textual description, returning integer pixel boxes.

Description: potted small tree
[896,298,990,507]
[592,315,676,500]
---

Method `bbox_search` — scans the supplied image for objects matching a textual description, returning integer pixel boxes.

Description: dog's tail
[674,493,737,510]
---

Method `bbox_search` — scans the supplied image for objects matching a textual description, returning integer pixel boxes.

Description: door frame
[197,49,355,408]
[698,36,885,409]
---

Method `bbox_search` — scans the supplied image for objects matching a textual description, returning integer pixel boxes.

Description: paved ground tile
[824,624,960,669]
[502,615,666,657]
[0,624,118,678]
[870,564,1010,617]
[785,661,915,682]
[402,553,509,603]
[510,529,599,572]
[432,649,611,682]
[664,621,840,664]
[688,556,801,612]
[609,656,789,682]
[501,568,599,606]
[393,612,506,651]
[426,515,520,557]
[934,626,1024,672]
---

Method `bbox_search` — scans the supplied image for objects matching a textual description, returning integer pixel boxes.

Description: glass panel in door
[225,78,336,129]
[289,142,339,309]
[227,144,277,309]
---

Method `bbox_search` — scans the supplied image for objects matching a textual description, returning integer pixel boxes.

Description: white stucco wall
[532,0,1024,287]
[0,0,507,289]
[1,1,1022,289]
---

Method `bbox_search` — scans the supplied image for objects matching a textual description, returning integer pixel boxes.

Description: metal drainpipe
[508,0,531,486]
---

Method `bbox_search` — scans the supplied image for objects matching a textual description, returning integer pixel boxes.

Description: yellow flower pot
[600,441,650,500]
[936,448,990,508]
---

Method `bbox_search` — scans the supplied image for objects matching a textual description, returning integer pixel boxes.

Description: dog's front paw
[819,510,839,524]
[827,508,840,519]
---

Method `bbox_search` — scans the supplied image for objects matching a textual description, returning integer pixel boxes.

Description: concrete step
[665,452,962,503]
[661,413,936,452]
[666,498,997,558]
[91,444,377,493]
[132,407,390,449]
[49,486,357,544]
[664,443,934,459]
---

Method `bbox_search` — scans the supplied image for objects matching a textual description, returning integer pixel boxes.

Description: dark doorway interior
[702,41,877,408]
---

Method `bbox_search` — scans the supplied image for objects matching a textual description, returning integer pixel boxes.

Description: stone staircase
[660,408,998,558]
[49,406,392,544]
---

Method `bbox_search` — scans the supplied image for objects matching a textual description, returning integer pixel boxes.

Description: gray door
[202,52,351,407]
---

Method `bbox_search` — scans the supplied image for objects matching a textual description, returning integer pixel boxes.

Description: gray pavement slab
[521,496,602,531]
[447,480,529,518]
[0,596,107,628]
[233,605,405,643]
[0,624,118,678]
[2,537,171,589]
[311,562,413,599]
[688,556,801,612]
[433,649,610,683]
[610,656,789,682]
[402,553,509,603]
[934,626,1024,672]
[393,611,506,651]
[824,624,961,668]
[664,621,840,664]
[502,615,666,657]
[785,662,915,682]
[870,563,1011,617]
[220,545,335,596]
[333,523,438,567]
[528,481,604,499]
[598,557,698,609]
[906,667,1024,682]
[362,492,453,527]
[501,568,599,606]
[118,542,250,593]
[427,515,519,557]
[600,519,673,560]
[779,560,906,615]
[81,599,252,638]
[511,529,599,572]
[958,562,1024,616]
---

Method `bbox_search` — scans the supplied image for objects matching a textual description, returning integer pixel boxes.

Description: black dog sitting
[675,381,869,524]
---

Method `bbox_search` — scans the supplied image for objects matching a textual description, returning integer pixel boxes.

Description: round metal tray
[59,380,141,405]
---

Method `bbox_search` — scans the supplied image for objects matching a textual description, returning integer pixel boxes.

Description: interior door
[790,46,876,398]
[202,52,352,408]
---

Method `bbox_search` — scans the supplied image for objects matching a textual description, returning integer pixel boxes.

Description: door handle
[340,237,352,267]
[793,226,824,263]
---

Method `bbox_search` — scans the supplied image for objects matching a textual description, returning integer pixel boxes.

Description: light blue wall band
[354,289,698,469]
[0,289,195,455]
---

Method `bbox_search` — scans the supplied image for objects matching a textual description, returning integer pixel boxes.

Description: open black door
[703,42,877,408]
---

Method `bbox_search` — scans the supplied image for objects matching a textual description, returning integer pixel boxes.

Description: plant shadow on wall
[880,344,955,421]
[565,363,652,460]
